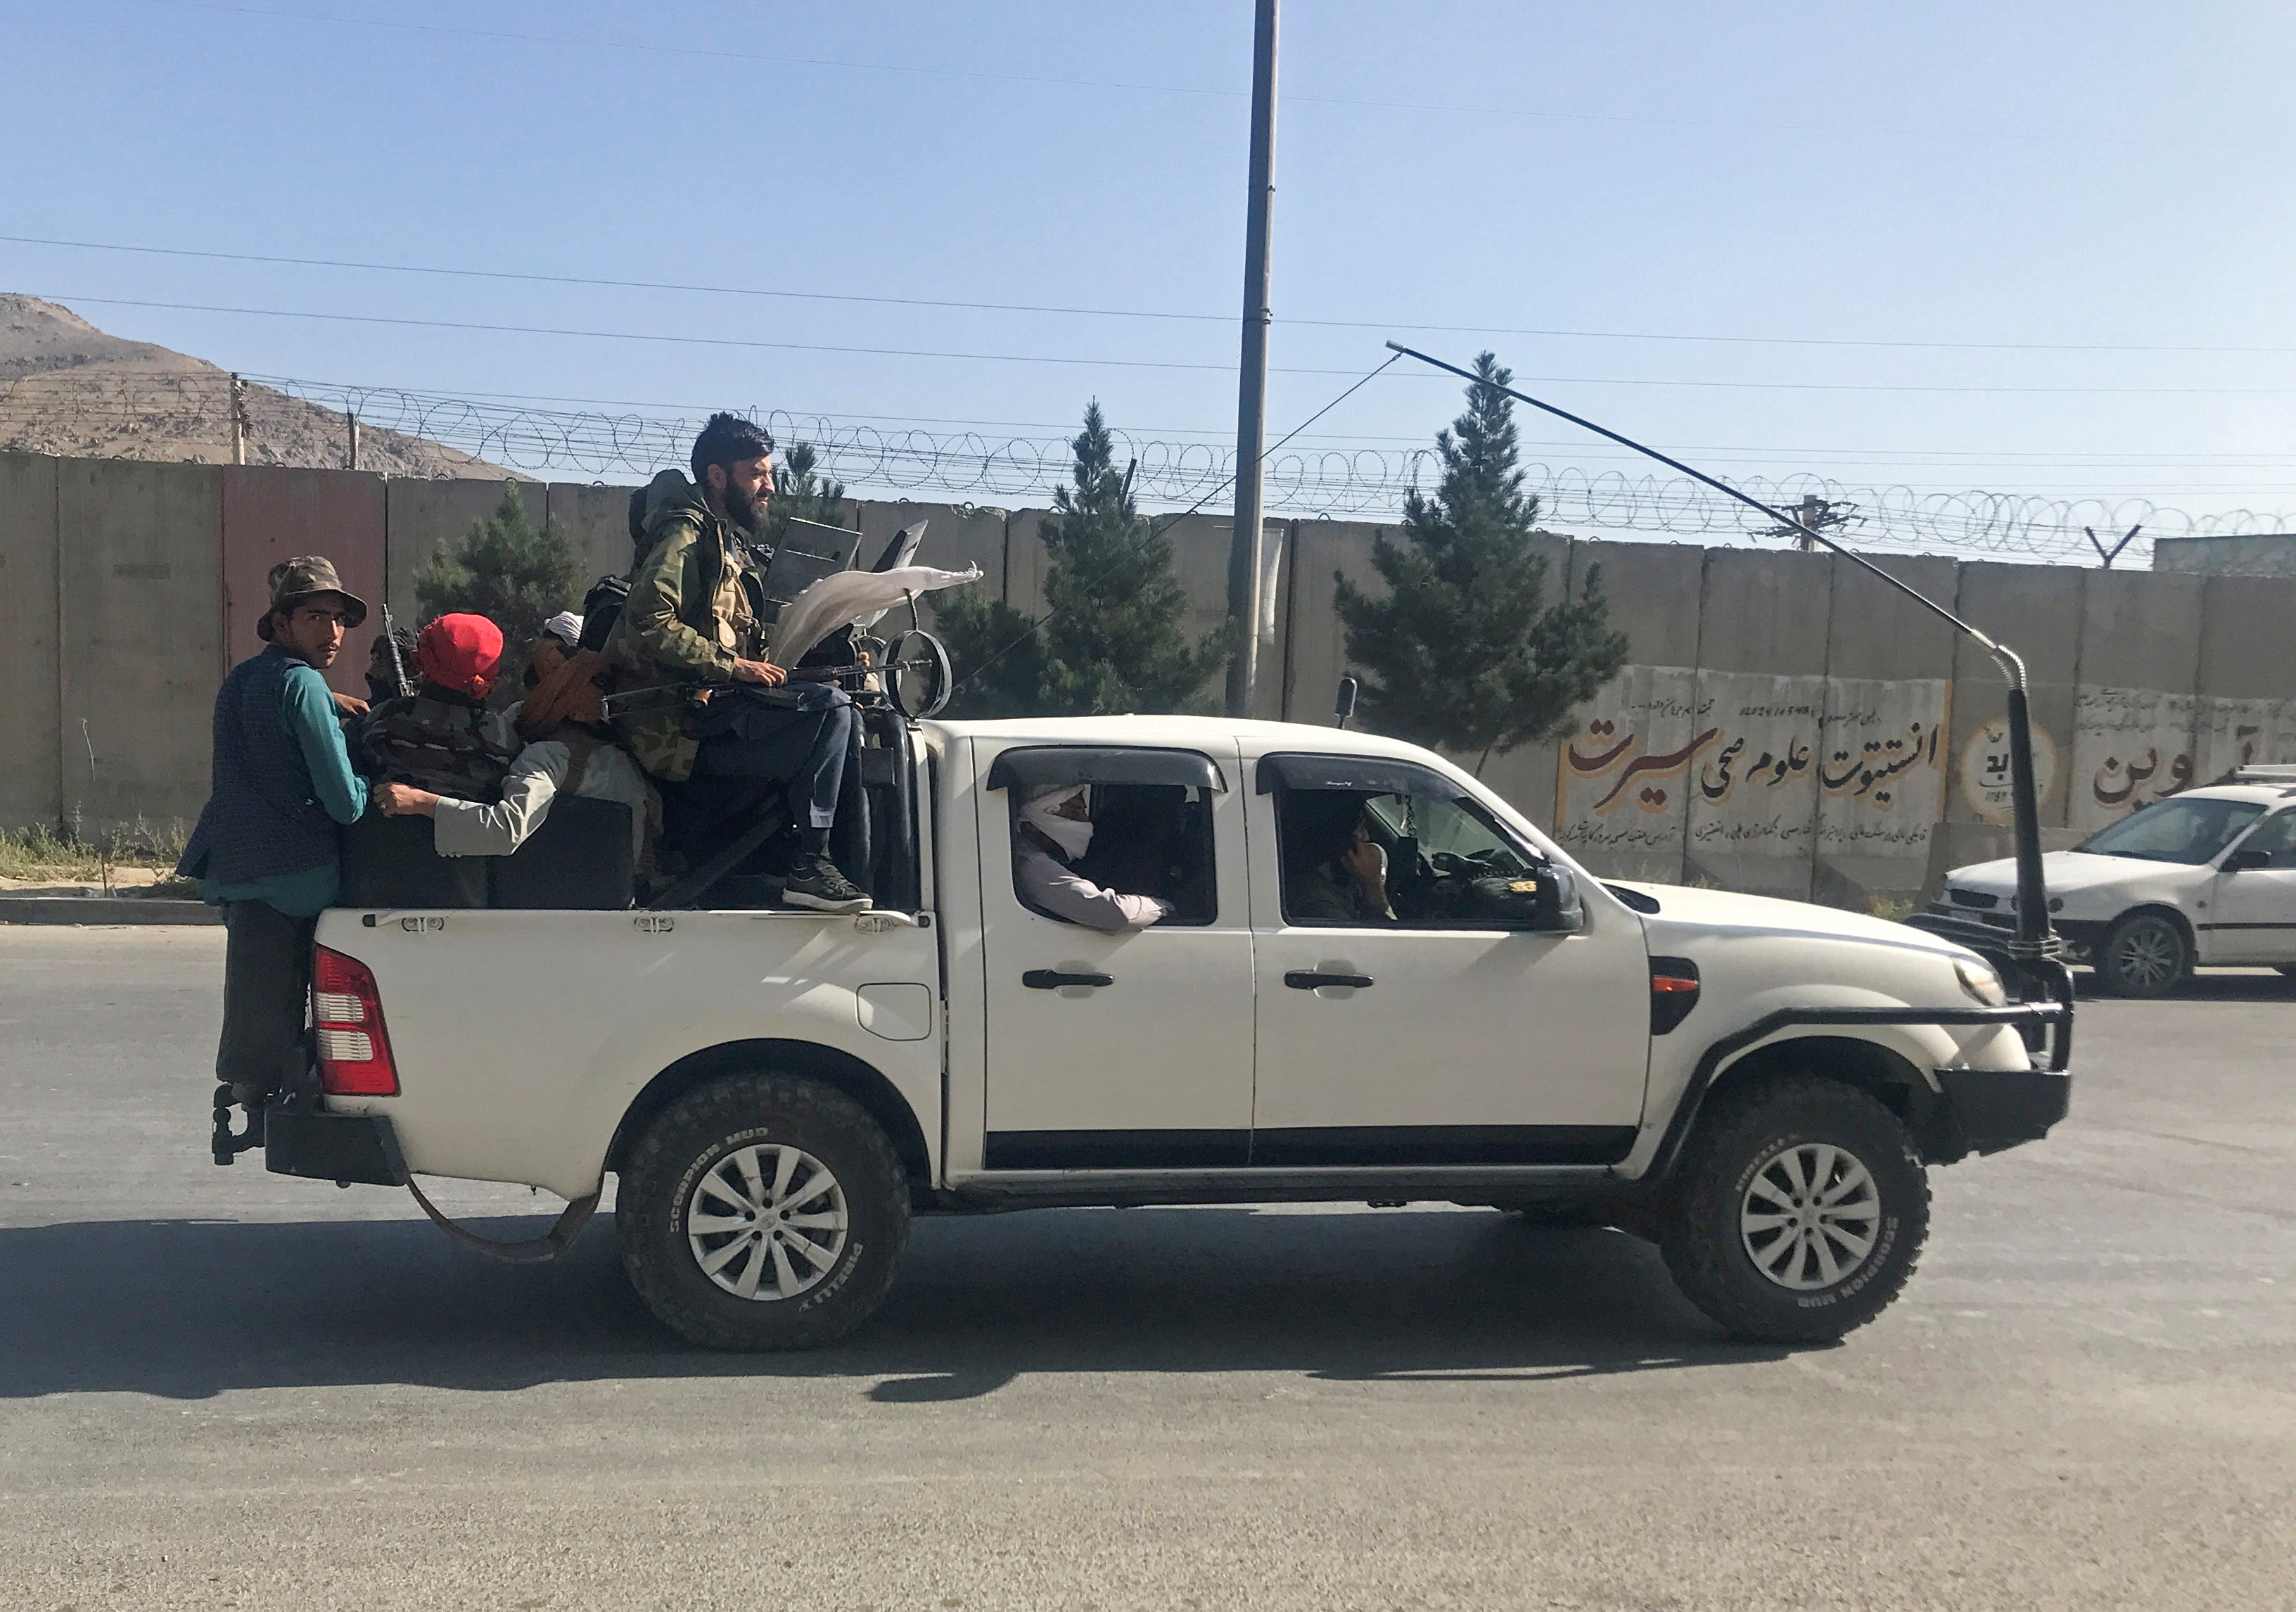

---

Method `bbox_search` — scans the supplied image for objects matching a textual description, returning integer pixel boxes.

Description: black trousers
[215,899,317,1099]
[689,681,855,829]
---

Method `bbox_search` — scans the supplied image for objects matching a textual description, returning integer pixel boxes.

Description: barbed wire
[21,368,2296,564]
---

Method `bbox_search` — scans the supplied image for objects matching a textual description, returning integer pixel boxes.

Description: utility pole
[1798,493,1823,554]
[229,372,247,466]
[1223,0,1280,718]
[347,409,359,471]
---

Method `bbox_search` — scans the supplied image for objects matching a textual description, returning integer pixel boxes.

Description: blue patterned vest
[178,645,343,887]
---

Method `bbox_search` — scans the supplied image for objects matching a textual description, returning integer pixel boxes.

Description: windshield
[2077,797,2266,864]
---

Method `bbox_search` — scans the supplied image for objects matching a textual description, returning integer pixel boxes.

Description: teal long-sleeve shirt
[204,661,369,918]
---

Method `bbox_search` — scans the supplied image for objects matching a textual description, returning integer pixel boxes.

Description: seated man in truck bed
[376,621,661,884]
[603,412,867,914]
[357,613,518,802]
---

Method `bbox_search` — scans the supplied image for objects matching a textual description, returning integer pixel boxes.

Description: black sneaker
[781,853,871,913]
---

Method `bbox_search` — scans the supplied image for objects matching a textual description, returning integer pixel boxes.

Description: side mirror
[2223,848,2272,872]
[1528,864,1588,933]
[1460,865,1585,930]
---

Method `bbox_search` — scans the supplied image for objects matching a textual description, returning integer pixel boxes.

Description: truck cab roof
[922,713,1458,766]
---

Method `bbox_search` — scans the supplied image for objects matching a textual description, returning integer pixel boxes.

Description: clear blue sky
[5,0,2294,550]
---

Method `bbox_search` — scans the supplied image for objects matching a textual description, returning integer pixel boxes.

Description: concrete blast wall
[8,451,2296,914]
[56,458,224,831]
[0,454,63,832]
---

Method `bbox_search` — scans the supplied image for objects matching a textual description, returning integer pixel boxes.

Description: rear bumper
[265,1105,408,1188]
[1933,1065,2072,1157]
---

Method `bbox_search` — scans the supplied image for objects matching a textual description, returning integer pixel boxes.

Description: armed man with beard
[604,412,869,912]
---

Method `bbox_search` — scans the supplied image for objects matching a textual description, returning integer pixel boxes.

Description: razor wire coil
[11,366,2295,565]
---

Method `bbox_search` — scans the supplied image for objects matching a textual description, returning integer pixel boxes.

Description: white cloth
[542,611,583,649]
[767,563,983,666]
[1020,783,1094,861]
[1014,845,1173,933]
[432,735,660,872]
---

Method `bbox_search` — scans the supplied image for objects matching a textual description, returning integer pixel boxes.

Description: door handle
[1023,969,1114,989]
[1284,970,1374,990]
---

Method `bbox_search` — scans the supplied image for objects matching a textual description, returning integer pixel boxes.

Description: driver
[1013,785,1175,932]
[1280,790,1396,925]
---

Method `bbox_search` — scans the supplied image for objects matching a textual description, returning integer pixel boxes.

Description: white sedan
[1929,771,2296,997]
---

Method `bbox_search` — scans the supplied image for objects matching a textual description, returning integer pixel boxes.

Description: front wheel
[1659,1074,1928,1345]
[618,1072,910,1350]
[2094,911,2189,998]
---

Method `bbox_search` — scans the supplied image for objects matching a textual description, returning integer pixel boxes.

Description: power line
[122,0,2160,148]
[8,233,2287,355]
[29,293,2296,396]
[951,352,1407,699]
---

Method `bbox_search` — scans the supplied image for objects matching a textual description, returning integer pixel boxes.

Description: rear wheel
[2095,911,2189,998]
[1659,1074,1927,1345]
[617,1072,910,1350]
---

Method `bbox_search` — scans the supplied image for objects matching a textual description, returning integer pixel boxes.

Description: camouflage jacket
[604,474,771,781]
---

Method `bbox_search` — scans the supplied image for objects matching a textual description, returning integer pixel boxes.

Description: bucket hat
[258,555,369,640]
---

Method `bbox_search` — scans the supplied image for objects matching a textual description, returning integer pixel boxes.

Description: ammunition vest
[360,694,516,802]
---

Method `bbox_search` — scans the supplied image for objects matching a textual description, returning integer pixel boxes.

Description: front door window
[1249,763,1652,1162]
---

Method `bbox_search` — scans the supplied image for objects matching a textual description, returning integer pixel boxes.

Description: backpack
[578,476,680,652]
[359,694,517,801]
[578,572,630,654]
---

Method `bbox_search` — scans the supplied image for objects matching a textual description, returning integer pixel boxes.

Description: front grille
[1949,888,1999,910]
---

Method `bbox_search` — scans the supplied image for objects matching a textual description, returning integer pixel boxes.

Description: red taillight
[312,944,400,1096]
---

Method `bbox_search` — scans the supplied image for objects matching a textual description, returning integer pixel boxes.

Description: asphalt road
[1,927,2290,1612]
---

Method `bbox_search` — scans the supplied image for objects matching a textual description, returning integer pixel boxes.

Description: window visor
[1254,752,1466,800]
[985,746,1228,794]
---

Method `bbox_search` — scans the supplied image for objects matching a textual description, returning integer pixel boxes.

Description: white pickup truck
[262,713,2074,1350]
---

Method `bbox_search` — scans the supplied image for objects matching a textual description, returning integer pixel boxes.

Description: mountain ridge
[0,295,514,478]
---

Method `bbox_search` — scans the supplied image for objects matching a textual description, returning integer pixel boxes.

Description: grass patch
[0,818,189,882]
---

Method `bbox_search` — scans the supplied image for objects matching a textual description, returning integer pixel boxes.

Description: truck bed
[314,906,941,1200]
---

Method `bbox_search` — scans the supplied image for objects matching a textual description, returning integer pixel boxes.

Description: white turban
[1020,783,1092,861]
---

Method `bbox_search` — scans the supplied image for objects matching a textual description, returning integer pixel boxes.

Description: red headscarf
[414,614,504,702]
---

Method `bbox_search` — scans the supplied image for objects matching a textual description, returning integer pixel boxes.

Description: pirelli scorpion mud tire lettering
[1658,1073,1929,1345]
[617,1072,910,1352]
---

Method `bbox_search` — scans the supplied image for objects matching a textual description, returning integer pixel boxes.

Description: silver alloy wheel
[685,1143,850,1302]
[1739,1143,1881,1291]
[2111,918,2182,993]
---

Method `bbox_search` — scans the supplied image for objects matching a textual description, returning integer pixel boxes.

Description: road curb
[0,897,222,926]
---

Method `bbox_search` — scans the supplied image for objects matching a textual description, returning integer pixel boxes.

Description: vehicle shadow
[0,1206,1784,1402]
[2074,968,2296,1004]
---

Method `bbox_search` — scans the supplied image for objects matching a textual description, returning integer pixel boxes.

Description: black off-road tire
[2093,911,2189,999]
[617,1072,910,1351]
[1658,1074,1928,1345]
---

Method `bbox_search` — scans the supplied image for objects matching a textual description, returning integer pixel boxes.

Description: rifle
[380,604,413,699]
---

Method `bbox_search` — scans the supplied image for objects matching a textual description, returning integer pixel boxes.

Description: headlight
[1954,957,2008,1007]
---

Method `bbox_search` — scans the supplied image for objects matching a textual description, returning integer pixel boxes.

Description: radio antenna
[1384,341,2056,959]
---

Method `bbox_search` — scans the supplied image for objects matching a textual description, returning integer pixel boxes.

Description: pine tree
[765,440,849,542]
[936,402,1231,718]
[412,483,582,695]
[1334,351,1628,773]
